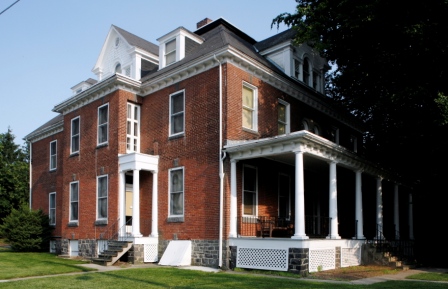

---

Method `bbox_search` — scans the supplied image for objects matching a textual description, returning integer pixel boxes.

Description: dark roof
[255,28,297,51]
[24,114,63,140]
[113,25,159,56]
[141,20,282,82]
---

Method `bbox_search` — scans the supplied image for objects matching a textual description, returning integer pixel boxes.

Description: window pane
[98,198,107,219]
[278,124,285,135]
[244,168,256,191]
[99,107,108,124]
[278,104,286,122]
[71,203,78,220]
[134,123,138,136]
[242,108,253,129]
[99,125,108,143]
[243,193,255,215]
[127,104,131,118]
[170,192,183,215]
[166,52,176,65]
[166,39,176,52]
[242,87,253,108]
[98,177,107,197]
[171,92,184,114]
[134,106,138,120]
[72,119,79,134]
[171,114,184,134]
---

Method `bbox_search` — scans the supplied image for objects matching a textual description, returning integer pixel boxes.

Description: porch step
[92,240,133,266]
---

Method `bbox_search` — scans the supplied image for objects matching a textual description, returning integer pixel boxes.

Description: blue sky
[0,0,297,145]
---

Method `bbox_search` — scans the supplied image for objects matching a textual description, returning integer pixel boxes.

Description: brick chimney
[197,18,213,29]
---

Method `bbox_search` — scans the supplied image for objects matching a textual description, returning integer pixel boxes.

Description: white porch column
[327,161,341,239]
[118,170,126,237]
[292,149,308,239]
[409,193,414,240]
[355,170,365,239]
[376,177,384,239]
[394,184,399,239]
[151,171,158,237]
[229,159,238,238]
[132,169,142,237]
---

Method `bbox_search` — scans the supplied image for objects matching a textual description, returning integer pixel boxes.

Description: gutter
[214,54,225,268]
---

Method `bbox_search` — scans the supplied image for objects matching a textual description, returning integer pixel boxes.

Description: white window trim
[97,103,109,145]
[242,165,258,217]
[49,140,57,171]
[168,167,185,218]
[169,90,185,137]
[242,82,258,132]
[69,181,79,223]
[164,38,177,67]
[126,103,140,153]
[96,175,108,221]
[49,192,56,226]
[70,116,80,155]
[278,99,290,134]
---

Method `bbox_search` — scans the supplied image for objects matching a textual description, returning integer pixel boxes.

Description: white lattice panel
[309,248,335,272]
[341,247,361,267]
[237,248,288,271]
[144,243,158,262]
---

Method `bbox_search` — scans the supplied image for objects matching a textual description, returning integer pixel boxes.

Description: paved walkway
[1,263,447,285]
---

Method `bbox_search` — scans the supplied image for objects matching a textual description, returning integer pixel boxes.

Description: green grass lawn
[406,271,448,282]
[1,248,448,289]
[0,250,94,280]
[1,267,448,289]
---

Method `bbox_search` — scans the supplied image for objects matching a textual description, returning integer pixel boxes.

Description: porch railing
[367,224,415,263]
[236,215,330,238]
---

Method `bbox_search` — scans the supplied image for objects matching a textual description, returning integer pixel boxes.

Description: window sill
[67,222,78,227]
[95,219,108,226]
[242,127,259,135]
[96,143,108,149]
[69,152,79,157]
[167,216,184,223]
[49,169,57,172]
[169,133,184,140]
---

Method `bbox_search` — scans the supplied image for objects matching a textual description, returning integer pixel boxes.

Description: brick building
[25,18,414,274]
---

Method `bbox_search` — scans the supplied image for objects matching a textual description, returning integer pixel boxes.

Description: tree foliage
[0,205,53,251]
[272,0,448,186]
[0,128,29,222]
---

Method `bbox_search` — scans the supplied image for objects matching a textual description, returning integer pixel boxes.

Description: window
[169,90,185,136]
[49,192,56,225]
[313,124,320,135]
[303,58,310,85]
[165,38,176,65]
[127,103,140,152]
[115,63,122,74]
[97,175,108,220]
[294,59,300,79]
[169,168,184,216]
[71,117,80,154]
[49,140,57,170]
[242,83,258,131]
[313,71,318,90]
[69,181,79,222]
[243,165,257,216]
[351,135,358,153]
[278,100,290,135]
[98,104,109,145]
[302,120,309,131]
[331,127,340,144]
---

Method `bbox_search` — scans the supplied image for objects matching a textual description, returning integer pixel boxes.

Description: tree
[272,0,448,265]
[0,128,29,222]
[0,205,53,252]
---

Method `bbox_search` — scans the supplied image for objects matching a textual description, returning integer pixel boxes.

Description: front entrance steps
[362,243,417,271]
[92,240,133,266]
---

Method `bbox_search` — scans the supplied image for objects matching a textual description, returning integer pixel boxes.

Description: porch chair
[257,216,276,237]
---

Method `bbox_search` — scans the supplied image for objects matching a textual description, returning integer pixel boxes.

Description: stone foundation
[288,248,309,276]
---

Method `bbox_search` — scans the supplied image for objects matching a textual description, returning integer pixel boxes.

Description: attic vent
[197,18,212,29]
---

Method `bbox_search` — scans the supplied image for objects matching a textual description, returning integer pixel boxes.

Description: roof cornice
[52,74,141,115]
[24,118,64,143]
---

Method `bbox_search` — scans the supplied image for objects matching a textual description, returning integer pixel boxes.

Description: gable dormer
[71,78,97,95]
[92,25,159,81]
[157,27,203,69]
[255,29,329,93]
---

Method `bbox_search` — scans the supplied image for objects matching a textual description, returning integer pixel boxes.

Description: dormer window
[157,27,203,69]
[165,39,176,66]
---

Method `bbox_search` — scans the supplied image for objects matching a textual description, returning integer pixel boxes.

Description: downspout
[214,54,225,268]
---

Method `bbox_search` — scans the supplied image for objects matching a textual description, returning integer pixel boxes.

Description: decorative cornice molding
[225,130,389,179]
[24,120,64,143]
[52,74,141,115]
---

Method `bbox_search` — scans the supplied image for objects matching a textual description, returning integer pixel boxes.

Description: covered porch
[224,131,414,273]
